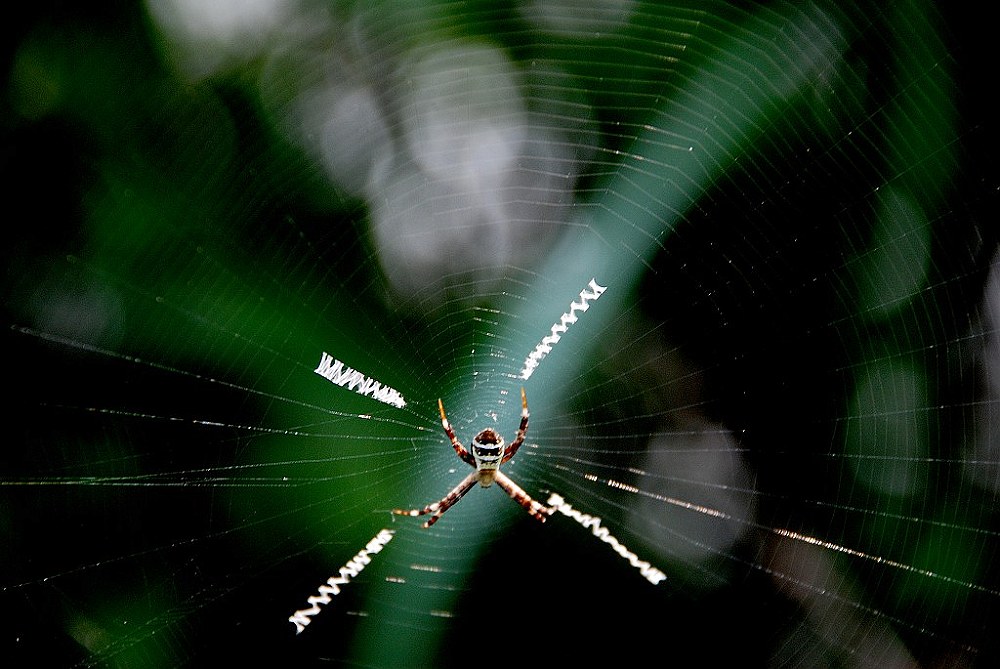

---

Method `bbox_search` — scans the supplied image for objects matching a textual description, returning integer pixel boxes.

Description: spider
[392,388,552,528]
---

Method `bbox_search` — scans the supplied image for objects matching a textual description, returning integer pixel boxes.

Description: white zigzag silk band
[547,493,666,585]
[314,352,406,408]
[520,278,607,380]
[288,529,395,634]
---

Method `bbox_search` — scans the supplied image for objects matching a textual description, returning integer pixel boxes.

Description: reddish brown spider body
[392,388,551,527]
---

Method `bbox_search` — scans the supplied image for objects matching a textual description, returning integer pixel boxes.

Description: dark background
[3,1,997,667]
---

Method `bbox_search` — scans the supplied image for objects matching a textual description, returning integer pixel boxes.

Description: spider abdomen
[471,429,505,470]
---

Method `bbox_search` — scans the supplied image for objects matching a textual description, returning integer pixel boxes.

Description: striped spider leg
[393,388,551,527]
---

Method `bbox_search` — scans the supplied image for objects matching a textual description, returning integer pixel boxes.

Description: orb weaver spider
[392,388,551,527]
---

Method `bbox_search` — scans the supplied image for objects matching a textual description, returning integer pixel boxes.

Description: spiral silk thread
[547,493,667,585]
[288,529,395,634]
[314,352,406,408]
[520,278,608,380]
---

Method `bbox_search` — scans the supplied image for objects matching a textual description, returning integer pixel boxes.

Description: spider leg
[392,470,479,528]
[493,470,551,523]
[501,387,529,464]
[439,398,476,467]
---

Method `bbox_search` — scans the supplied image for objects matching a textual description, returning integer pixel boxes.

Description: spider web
[2,1,997,667]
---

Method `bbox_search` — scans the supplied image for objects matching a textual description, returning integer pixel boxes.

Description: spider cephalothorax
[392,388,552,527]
